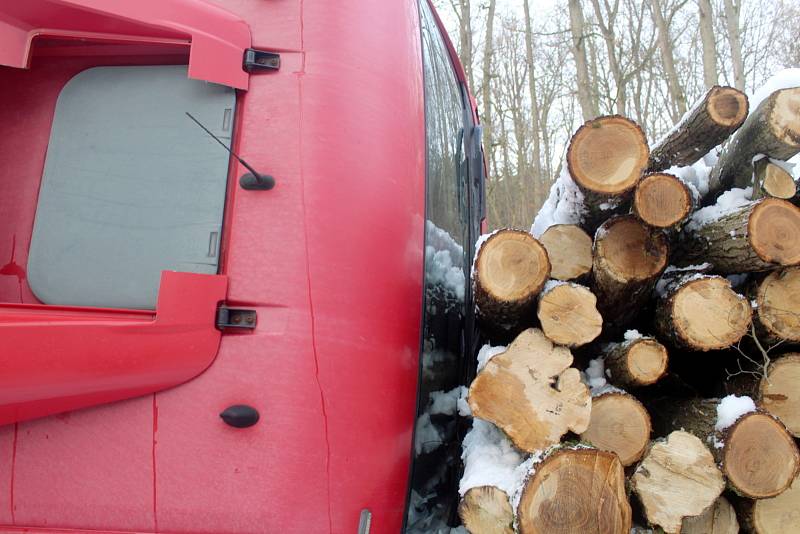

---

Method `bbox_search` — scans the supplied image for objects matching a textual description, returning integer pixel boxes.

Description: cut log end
[516,448,631,534]
[755,267,800,342]
[748,199,800,267]
[459,486,515,534]
[771,87,800,148]
[468,328,591,452]
[760,353,800,437]
[681,496,739,534]
[669,276,752,350]
[537,283,602,347]
[723,412,800,499]
[631,431,725,533]
[476,230,551,303]
[633,173,692,228]
[749,474,800,533]
[754,160,797,199]
[707,85,749,127]
[579,392,651,466]
[540,224,593,281]
[567,116,649,195]
[595,216,668,282]
[624,339,669,385]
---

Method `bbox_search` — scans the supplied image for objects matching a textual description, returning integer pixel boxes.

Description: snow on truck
[0,1,484,533]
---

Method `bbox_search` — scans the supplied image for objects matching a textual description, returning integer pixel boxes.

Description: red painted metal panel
[0,0,251,89]
[204,0,302,52]
[0,426,12,525]
[11,398,154,531]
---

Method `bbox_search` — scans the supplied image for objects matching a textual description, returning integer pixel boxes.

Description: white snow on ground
[477,343,507,372]
[665,149,718,198]
[686,187,752,232]
[749,68,800,111]
[624,329,643,341]
[582,358,624,396]
[531,165,586,237]
[715,394,757,431]
[459,419,526,496]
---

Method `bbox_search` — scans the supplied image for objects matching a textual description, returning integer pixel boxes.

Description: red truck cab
[0,1,484,532]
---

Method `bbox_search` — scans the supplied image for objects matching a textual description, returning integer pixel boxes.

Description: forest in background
[433,0,800,229]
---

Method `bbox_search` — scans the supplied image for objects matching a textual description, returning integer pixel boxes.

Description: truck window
[27,65,235,310]
[406,1,475,531]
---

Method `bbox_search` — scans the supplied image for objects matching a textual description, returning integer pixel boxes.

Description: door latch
[216,306,257,330]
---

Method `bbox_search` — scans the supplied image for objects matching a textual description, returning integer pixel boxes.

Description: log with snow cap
[705,87,800,203]
[565,115,650,232]
[473,229,550,336]
[654,269,752,351]
[648,85,748,172]
[676,195,800,273]
[652,395,800,499]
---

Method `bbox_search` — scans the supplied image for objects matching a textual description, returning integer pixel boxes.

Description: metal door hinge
[243,49,281,72]
[216,306,257,330]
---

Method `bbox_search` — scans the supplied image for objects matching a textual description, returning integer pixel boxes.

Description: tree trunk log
[760,353,800,437]
[516,447,631,534]
[655,399,800,499]
[752,159,797,199]
[706,87,800,203]
[648,86,748,172]
[459,486,514,534]
[539,224,593,281]
[474,229,551,336]
[633,172,695,229]
[537,282,602,348]
[681,496,739,534]
[654,274,752,351]
[591,215,668,331]
[603,337,668,388]
[751,267,800,344]
[467,328,591,452]
[677,198,800,273]
[631,430,725,533]
[578,391,651,466]
[567,116,650,232]
[736,474,800,533]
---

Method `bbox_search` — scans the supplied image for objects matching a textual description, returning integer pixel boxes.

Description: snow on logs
[515,447,631,534]
[656,398,800,499]
[474,230,550,335]
[591,215,668,330]
[678,198,800,273]
[578,391,651,466]
[566,115,649,231]
[706,87,800,203]
[467,328,591,452]
[630,430,725,533]
[654,273,752,351]
[602,336,668,388]
[648,85,748,172]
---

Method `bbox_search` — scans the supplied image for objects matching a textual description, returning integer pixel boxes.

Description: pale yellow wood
[468,328,591,452]
[682,496,739,534]
[753,475,800,533]
[579,392,651,466]
[459,486,514,534]
[756,267,800,343]
[540,224,592,281]
[761,353,800,437]
[631,431,725,534]
[537,283,602,347]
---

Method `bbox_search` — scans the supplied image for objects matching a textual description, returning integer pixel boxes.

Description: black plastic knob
[220,404,260,428]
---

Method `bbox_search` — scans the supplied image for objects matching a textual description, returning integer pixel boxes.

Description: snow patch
[581,358,623,395]
[749,68,800,112]
[715,394,757,431]
[459,419,526,496]
[686,187,753,232]
[531,165,586,237]
[477,343,507,372]
[543,279,567,293]
[624,329,643,341]
[429,386,468,416]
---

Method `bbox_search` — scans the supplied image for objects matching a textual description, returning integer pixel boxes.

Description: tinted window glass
[406,2,473,532]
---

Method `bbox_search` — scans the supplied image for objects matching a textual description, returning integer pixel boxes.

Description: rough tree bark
[706,87,800,201]
[647,86,748,172]
[603,336,669,388]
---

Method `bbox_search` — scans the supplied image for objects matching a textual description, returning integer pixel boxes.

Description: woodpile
[459,85,800,533]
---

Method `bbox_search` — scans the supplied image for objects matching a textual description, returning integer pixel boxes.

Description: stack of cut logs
[460,85,800,534]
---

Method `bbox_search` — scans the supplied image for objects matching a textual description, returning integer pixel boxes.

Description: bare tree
[698,0,719,87]
[588,0,627,115]
[651,0,688,120]
[722,0,745,90]
[481,0,497,176]
[568,0,598,121]
[523,0,543,191]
